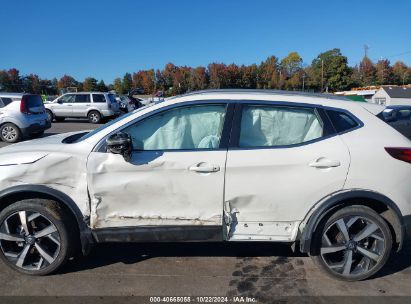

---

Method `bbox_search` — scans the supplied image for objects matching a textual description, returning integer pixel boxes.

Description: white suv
[0,90,410,280]
[45,92,120,124]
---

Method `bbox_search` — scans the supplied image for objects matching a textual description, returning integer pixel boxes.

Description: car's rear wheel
[0,123,22,143]
[0,199,76,275]
[46,110,54,122]
[311,205,392,281]
[88,111,101,124]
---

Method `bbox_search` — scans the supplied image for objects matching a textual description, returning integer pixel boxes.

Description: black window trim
[323,106,364,136]
[93,99,363,153]
[228,101,364,150]
[95,100,236,153]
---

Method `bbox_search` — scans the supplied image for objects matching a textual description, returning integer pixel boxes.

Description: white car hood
[0,131,87,166]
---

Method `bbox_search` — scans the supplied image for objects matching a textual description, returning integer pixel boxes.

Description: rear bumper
[101,109,121,118]
[21,120,51,137]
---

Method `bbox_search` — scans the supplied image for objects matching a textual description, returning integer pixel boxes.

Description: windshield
[73,104,154,142]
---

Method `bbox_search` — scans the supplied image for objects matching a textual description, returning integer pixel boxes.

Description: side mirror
[57,99,63,104]
[106,132,132,161]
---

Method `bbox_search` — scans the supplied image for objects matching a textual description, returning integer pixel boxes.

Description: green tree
[311,48,352,92]
[113,78,123,94]
[122,73,133,94]
[97,80,108,92]
[280,52,303,78]
[83,77,98,91]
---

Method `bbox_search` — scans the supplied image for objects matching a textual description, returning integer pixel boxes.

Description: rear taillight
[385,147,411,164]
[20,96,30,114]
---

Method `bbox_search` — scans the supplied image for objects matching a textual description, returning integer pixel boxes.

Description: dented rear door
[224,103,350,242]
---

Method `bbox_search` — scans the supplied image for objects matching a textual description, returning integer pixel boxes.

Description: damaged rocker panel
[92,225,223,242]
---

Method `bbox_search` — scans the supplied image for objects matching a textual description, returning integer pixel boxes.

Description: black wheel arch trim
[0,184,94,255]
[299,189,406,253]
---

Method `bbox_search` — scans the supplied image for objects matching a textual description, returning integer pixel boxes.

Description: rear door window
[239,105,324,147]
[74,94,91,103]
[92,94,106,103]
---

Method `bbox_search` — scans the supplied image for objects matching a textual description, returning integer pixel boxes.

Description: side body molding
[0,184,94,254]
[299,190,405,253]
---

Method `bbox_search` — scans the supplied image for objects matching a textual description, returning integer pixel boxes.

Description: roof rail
[167,89,350,101]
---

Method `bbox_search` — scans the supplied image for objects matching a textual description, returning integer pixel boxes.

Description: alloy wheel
[1,126,17,142]
[320,215,386,277]
[0,211,61,271]
[89,113,99,123]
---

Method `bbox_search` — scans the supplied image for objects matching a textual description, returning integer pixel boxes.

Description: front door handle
[309,157,341,169]
[189,162,220,173]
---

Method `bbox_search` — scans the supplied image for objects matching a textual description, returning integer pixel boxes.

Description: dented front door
[87,150,227,229]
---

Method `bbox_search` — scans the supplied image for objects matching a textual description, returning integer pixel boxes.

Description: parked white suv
[0,90,410,280]
[45,92,120,124]
[0,93,51,143]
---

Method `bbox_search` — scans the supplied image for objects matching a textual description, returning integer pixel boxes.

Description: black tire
[311,205,392,281]
[46,109,54,122]
[30,131,44,139]
[0,199,77,275]
[88,111,102,124]
[0,123,22,143]
[55,117,65,122]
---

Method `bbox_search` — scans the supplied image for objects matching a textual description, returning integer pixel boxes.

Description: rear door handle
[309,157,341,169]
[189,162,220,173]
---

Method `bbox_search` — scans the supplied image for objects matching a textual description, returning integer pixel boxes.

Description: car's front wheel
[0,199,76,275]
[311,205,392,281]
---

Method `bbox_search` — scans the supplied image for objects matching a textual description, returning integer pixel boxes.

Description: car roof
[165,89,384,115]
[0,92,27,98]
[63,92,110,94]
[169,89,351,101]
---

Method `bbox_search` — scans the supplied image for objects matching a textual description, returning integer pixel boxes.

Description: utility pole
[302,73,306,91]
[321,59,324,92]
[364,44,369,58]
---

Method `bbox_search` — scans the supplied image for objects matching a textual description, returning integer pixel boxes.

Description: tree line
[1,48,410,96]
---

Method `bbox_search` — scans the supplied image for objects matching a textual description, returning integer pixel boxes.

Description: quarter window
[327,110,359,133]
[239,105,323,147]
[123,105,227,150]
[93,94,106,103]
[0,97,12,107]
[397,109,411,121]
